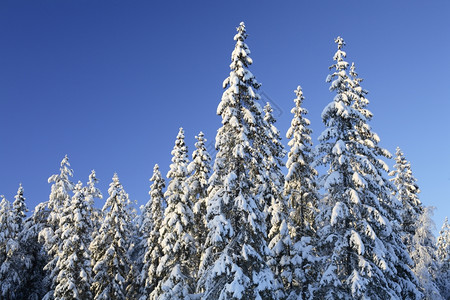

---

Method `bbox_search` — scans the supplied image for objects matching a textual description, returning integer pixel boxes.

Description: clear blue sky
[1,1,449,233]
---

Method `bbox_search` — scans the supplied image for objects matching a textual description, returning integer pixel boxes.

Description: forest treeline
[1,22,449,300]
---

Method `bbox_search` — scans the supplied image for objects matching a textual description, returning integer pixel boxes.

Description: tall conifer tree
[283,86,319,299]
[198,22,275,300]
[314,37,421,299]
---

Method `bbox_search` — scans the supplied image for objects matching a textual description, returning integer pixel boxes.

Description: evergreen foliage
[410,207,442,299]
[187,132,212,274]
[314,37,421,300]
[0,185,29,299]
[390,147,423,246]
[285,86,318,237]
[0,22,445,300]
[282,86,319,300]
[140,164,166,299]
[90,173,133,300]
[152,127,196,299]
[436,217,450,299]
[390,148,443,299]
[39,155,75,300]
[198,22,276,300]
[53,181,94,299]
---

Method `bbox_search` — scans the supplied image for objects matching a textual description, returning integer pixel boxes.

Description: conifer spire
[198,21,275,300]
[140,164,166,299]
[153,128,196,299]
[315,37,421,300]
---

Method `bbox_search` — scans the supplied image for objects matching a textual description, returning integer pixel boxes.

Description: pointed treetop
[349,62,358,79]
[88,170,98,184]
[197,131,205,140]
[74,180,83,191]
[150,163,164,188]
[16,183,24,195]
[60,154,72,173]
[335,36,345,49]
[177,127,184,137]
[331,36,347,69]
[294,85,304,105]
[172,127,187,156]
[112,172,119,183]
[236,21,247,39]
[263,102,273,116]
[14,183,26,205]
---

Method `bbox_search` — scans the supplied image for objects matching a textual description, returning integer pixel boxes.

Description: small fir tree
[410,207,442,299]
[0,185,29,299]
[0,196,19,299]
[53,181,94,299]
[436,217,450,299]
[389,147,423,247]
[90,173,134,300]
[12,184,28,233]
[39,155,74,300]
[85,170,103,239]
[283,86,319,299]
[263,102,290,299]
[152,128,196,300]
[18,202,51,299]
[285,86,319,235]
[390,148,442,298]
[262,102,286,227]
[139,164,166,299]
[187,132,212,274]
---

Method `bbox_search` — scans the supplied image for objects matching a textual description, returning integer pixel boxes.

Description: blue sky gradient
[1,1,449,232]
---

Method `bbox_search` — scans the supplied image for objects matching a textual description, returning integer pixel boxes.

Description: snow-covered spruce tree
[436,217,450,299]
[12,184,28,233]
[151,127,196,300]
[262,102,290,299]
[39,155,75,300]
[314,37,421,300]
[262,102,286,214]
[410,207,443,299]
[139,164,166,300]
[390,147,442,298]
[348,62,372,128]
[53,181,95,299]
[85,170,103,240]
[280,86,319,299]
[197,22,275,299]
[90,173,134,300]
[187,131,212,273]
[389,147,423,248]
[262,101,286,221]
[265,180,291,300]
[0,185,29,299]
[19,201,51,299]
[0,195,20,299]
